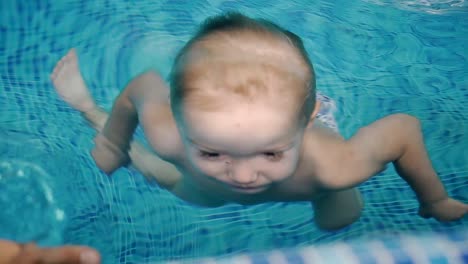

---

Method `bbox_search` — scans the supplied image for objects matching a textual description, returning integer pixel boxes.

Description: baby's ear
[310,99,321,119]
[305,100,321,128]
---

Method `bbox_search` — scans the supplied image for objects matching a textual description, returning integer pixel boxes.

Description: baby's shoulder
[306,119,345,146]
[139,101,184,160]
[299,121,349,184]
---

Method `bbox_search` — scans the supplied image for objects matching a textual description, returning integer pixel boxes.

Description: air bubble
[0,159,65,245]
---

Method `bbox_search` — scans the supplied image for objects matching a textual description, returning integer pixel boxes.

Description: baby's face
[178,100,305,194]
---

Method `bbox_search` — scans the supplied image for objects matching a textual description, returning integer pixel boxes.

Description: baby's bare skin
[89,71,357,207]
[52,49,467,231]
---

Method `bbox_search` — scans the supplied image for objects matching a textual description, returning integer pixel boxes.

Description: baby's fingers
[418,200,468,222]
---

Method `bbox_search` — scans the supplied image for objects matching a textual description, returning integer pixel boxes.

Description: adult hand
[0,240,100,264]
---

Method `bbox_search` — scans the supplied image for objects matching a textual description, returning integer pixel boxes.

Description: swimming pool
[0,0,467,263]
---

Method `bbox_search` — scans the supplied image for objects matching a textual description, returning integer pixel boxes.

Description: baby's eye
[199,150,221,160]
[263,152,283,161]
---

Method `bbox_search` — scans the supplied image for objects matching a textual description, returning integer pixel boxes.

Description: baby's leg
[50,48,107,129]
[50,49,180,189]
[312,188,363,231]
[51,49,97,113]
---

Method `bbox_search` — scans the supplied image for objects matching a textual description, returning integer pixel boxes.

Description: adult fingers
[12,243,100,264]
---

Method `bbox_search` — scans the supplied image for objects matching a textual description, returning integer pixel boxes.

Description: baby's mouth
[229,184,269,193]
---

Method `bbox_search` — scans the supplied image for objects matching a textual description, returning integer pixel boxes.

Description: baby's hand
[419,198,468,222]
[91,133,130,175]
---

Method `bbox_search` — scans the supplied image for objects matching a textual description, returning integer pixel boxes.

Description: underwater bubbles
[0,159,65,245]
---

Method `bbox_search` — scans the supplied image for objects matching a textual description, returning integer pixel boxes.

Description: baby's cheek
[192,159,224,177]
[264,160,298,180]
[276,163,296,176]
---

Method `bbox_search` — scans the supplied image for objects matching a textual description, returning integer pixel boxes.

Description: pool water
[0,0,467,263]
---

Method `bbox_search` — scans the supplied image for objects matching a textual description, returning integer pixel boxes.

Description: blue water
[0,0,467,263]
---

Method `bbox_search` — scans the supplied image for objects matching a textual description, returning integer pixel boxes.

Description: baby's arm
[92,71,169,174]
[84,108,180,190]
[330,114,467,221]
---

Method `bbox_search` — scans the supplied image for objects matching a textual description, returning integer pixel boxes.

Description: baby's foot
[51,49,96,113]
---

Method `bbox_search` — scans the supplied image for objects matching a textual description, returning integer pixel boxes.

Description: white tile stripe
[299,246,325,263]
[267,250,291,264]
[433,237,463,264]
[331,242,361,264]
[179,231,468,264]
[199,259,218,264]
[400,236,430,264]
[368,240,395,264]
[225,255,252,264]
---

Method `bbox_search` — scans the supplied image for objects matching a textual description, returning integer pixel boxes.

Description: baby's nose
[229,161,258,185]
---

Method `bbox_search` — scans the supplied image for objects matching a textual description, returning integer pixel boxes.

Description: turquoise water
[0,0,467,263]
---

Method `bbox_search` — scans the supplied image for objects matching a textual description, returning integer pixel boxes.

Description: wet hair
[169,12,316,123]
